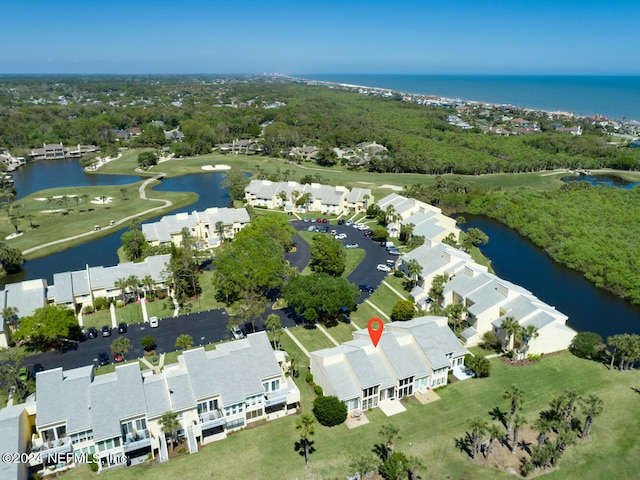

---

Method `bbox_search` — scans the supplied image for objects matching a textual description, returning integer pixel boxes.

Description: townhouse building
[141,207,250,250]
[311,316,467,413]
[244,180,372,215]
[22,332,299,476]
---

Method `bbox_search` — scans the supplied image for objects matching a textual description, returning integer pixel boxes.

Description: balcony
[30,436,72,462]
[122,429,151,453]
[200,409,226,430]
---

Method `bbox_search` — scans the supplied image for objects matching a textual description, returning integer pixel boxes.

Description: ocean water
[298,74,640,122]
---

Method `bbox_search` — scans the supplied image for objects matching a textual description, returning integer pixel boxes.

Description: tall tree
[309,234,346,277]
[175,334,193,351]
[511,415,526,454]
[580,394,603,438]
[13,305,82,350]
[0,347,29,402]
[159,411,181,451]
[503,384,525,434]
[405,259,422,288]
[379,423,401,461]
[120,219,147,261]
[111,337,132,360]
[265,313,282,350]
[467,416,488,460]
[114,277,129,304]
[296,413,315,469]
[500,316,521,352]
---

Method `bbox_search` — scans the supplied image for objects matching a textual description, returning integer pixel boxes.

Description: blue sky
[1,0,638,75]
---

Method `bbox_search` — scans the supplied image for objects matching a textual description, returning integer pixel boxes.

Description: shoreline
[287,74,640,125]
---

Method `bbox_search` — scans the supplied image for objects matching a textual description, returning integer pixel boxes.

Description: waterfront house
[310,316,467,414]
[23,332,299,476]
[28,143,100,160]
[141,207,250,250]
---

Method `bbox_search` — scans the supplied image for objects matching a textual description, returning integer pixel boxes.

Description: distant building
[245,180,372,214]
[28,143,100,160]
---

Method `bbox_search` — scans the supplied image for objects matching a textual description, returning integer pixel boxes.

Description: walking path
[365,299,390,321]
[382,280,407,300]
[315,324,340,347]
[139,352,166,374]
[283,328,311,358]
[22,173,171,256]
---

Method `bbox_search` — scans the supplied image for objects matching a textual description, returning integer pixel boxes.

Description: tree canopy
[13,305,82,350]
[309,234,346,277]
[282,273,359,326]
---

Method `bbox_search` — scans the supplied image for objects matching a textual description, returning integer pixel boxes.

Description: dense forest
[1,75,639,175]
[402,178,640,305]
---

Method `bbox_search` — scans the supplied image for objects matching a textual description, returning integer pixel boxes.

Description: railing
[200,409,226,430]
[122,429,151,453]
[31,436,72,461]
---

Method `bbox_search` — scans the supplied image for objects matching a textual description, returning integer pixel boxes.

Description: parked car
[18,367,29,382]
[316,218,323,223]
[113,353,124,363]
[149,316,159,328]
[87,327,98,339]
[310,218,316,223]
[307,225,315,231]
[303,218,310,223]
[359,284,375,293]
[377,264,392,272]
[345,220,353,226]
[335,233,347,239]
[337,219,345,225]
[388,249,402,255]
[31,363,44,378]
[364,230,373,237]
[230,325,245,340]
[97,352,110,367]
[321,218,328,223]
[118,322,127,334]
[101,325,112,337]
[345,243,359,249]
[320,226,329,233]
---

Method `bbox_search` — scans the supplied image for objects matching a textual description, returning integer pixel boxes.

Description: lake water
[462,215,640,339]
[4,159,229,284]
[561,174,639,189]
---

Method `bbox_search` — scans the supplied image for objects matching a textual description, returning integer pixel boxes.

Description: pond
[3,159,229,284]
[462,215,640,339]
[561,174,639,189]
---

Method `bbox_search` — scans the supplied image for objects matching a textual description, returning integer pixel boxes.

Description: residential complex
[311,316,467,412]
[3,332,299,479]
[141,207,250,250]
[376,193,458,242]
[244,179,372,214]
[28,143,100,161]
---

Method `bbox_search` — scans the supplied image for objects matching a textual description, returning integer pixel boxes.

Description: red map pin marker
[367,318,384,347]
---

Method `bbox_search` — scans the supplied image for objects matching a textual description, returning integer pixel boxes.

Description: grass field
[289,325,336,352]
[60,352,640,480]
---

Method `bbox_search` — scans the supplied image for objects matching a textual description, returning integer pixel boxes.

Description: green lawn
[368,282,405,314]
[381,274,410,300]
[60,353,640,480]
[289,325,336,352]
[351,301,382,327]
[325,320,357,344]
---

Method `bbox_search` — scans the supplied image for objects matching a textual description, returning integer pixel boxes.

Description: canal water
[4,159,229,284]
[462,215,640,339]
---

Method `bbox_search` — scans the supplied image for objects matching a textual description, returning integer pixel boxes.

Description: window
[362,385,379,410]
[398,376,414,398]
[226,418,245,430]
[70,429,93,445]
[246,394,263,406]
[246,408,264,421]
[271,379,280,391]
[96,437,121,452]
[224,403,245,417]
[197,399,219,415]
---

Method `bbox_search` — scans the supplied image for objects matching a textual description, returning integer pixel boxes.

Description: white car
[376,264,392,273]
[335,233,347,240]
[345,243,359,249]
[149,316,159,328]
[345,220,354,226]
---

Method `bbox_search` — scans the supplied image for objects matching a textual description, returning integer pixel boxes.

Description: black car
[31,363,45,377]
[101,325,112,337]
[359,284,375,293]
[97,352,110,367]
[117,322,127,334]
[87,327,98,339]
[337,219,345,225]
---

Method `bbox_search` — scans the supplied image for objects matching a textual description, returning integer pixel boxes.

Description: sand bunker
[201,164,231,171]
[91,196,113,205]
[5,232,23,240]
[380,184,403,191]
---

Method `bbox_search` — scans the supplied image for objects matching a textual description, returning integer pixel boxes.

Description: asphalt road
[24,218,396,373]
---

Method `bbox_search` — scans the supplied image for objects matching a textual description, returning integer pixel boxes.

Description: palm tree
[405,259,422,287]
[532,417,552,446]
[142,274,155,299]
[2,306,19,331]
[114,277,128,304]
[25,214,34,229]
[296,413,315,469]
[384,204,396,226]
[111,337,132,360]
[379,423,400,460]
[349,454,378,480]
[159,411,181,451]
[120,187,128,200]
[175,334,193,351]
[126,275,141,300]
[265,313,282,350]
[503,384,525,434]
[521,324,539,350]
[580,394,603,438]
[215,221,225,242]
[467,416,488,460]
[511,414,526,454]
[81,193,90,208]
[563,389,579,422]
[500,316,521,352]
[486,423,503,458]
[405,455,424,480]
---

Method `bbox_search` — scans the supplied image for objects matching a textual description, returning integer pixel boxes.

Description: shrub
[314,385,324,396]
[93,296,110,311]
[157,292,167,300]
[115,301,124,308]
[305,372,314,384]
[393,270,404,277]
[312,395,347,427]
[82,305,94,315]
[390,299,416,322]
[89,461,99,473]
[570,331,604,359]
[140,335,156,351]
[465,355,491,378]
